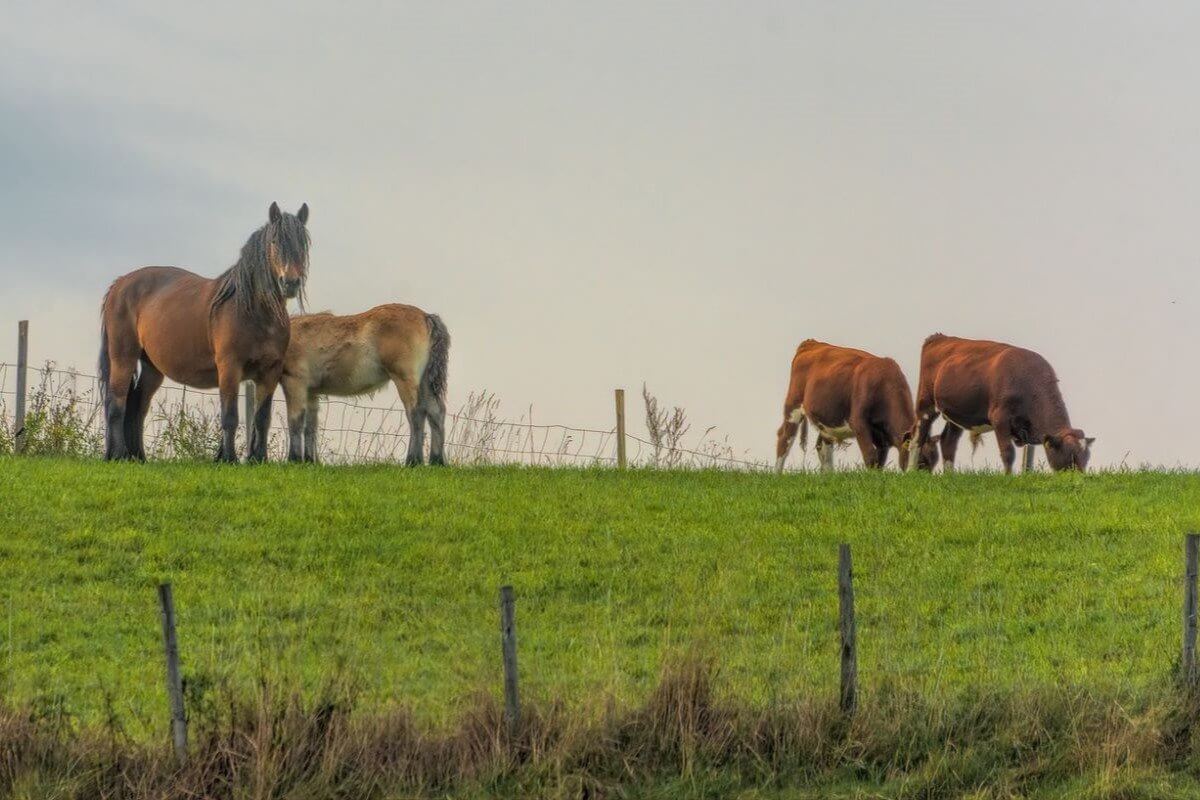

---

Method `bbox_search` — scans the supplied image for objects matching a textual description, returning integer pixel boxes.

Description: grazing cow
[775,340,916,472]
[913,334,1093,473]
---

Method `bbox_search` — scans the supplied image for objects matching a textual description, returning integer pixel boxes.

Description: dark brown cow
[913,334,1093,473]
[775,340,916,472]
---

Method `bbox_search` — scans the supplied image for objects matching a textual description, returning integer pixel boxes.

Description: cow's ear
[929,434,941,445]
[1084,437,1096,448]
[901,430,913,445]
[1044,434,1062,448]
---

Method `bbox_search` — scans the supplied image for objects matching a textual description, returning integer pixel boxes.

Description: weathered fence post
[838,543,857,714]
[1183,534,1199,685]
[14,320,28,453]
[157,583,188,764]
[1023,445,1035,472]
[614,388,627,469]
[499,585,520,730]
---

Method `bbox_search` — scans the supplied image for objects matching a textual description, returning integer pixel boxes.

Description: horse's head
[266,202,310,300]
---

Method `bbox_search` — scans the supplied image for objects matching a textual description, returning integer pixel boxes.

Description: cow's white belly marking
[816,422,855,441]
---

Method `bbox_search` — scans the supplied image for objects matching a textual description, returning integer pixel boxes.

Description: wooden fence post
[838,543,857,714]
[1023,445,1035,472]
[14,320,28,453]
[157,583,188,763]
[1183,533,1199,685]
[499,585,520,730]
[614,389,627,469]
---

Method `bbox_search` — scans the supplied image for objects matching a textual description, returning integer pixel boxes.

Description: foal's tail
[420,313,450,405]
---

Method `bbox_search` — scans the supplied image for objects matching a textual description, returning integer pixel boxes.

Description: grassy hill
[2,458,1200,797]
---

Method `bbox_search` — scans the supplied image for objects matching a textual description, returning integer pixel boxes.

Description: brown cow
[775,340,916,472]
[913,334,1093,473]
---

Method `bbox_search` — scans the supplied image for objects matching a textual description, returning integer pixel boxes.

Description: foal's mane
[211,213,310,322]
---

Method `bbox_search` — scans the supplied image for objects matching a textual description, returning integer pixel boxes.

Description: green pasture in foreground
[0,458,1198,734]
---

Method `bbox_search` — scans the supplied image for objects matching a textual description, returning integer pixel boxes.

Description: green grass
[2,459,1197,723]
[3,459,1200,796]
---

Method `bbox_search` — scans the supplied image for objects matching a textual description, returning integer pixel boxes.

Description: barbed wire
[0,361,764,469]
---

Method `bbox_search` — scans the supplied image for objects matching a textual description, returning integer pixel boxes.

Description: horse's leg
[103,353,139,462]
[302,397,320,463]
[247,371,280,463]
[215,363,242,463]
[392,375,424,466]
[281,377,307,463]
[127,358,163,461]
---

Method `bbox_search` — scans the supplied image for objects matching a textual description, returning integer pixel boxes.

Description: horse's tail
[99,314,117,459]
[420,313,450,405]
[98,319,111,407]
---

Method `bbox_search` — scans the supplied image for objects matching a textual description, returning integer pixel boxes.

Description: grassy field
[3,458,1200,797]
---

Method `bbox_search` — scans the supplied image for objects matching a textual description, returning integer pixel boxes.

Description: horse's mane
[211,213,310,322]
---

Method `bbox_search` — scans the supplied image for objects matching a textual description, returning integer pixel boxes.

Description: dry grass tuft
[3,657,1197,798]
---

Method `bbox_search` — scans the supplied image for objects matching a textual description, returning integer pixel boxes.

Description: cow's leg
[939,423,965,473]
[775,406,803,474]
[815,435,835,471]
[993,419,1018,475]
[913,395,940,472]
[851,416,883,469]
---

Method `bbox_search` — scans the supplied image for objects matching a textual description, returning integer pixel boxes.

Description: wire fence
[0,361,772,470]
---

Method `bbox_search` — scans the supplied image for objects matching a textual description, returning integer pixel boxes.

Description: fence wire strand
[0,362,764,469]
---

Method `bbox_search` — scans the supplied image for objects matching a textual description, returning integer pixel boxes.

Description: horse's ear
[269,202,281,223]
[297,203,309,225]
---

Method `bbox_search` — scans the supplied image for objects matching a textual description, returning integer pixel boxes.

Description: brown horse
[281,304,450,465]
[99,202,310,462]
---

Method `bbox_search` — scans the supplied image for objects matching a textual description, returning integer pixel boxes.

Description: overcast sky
[2,2,1197,468]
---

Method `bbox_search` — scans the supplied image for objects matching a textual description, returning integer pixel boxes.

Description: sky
[2,2,1198,468]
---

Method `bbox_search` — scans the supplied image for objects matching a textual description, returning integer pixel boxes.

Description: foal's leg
[215,363,242,463]
[392,375,424,466]
[423,390,447,466]
[126,359,163,461]
[281,378,308,463]
[302,397,320,463]
[247,371,280,463]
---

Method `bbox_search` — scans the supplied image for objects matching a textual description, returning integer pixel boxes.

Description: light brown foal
[281,304,450,465]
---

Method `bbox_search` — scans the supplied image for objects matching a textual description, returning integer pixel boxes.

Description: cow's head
[1043,429,1094,472]
[914,433,941,471]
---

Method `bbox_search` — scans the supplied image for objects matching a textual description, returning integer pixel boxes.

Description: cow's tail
[970,429,984,452]
[798,414,809,452]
